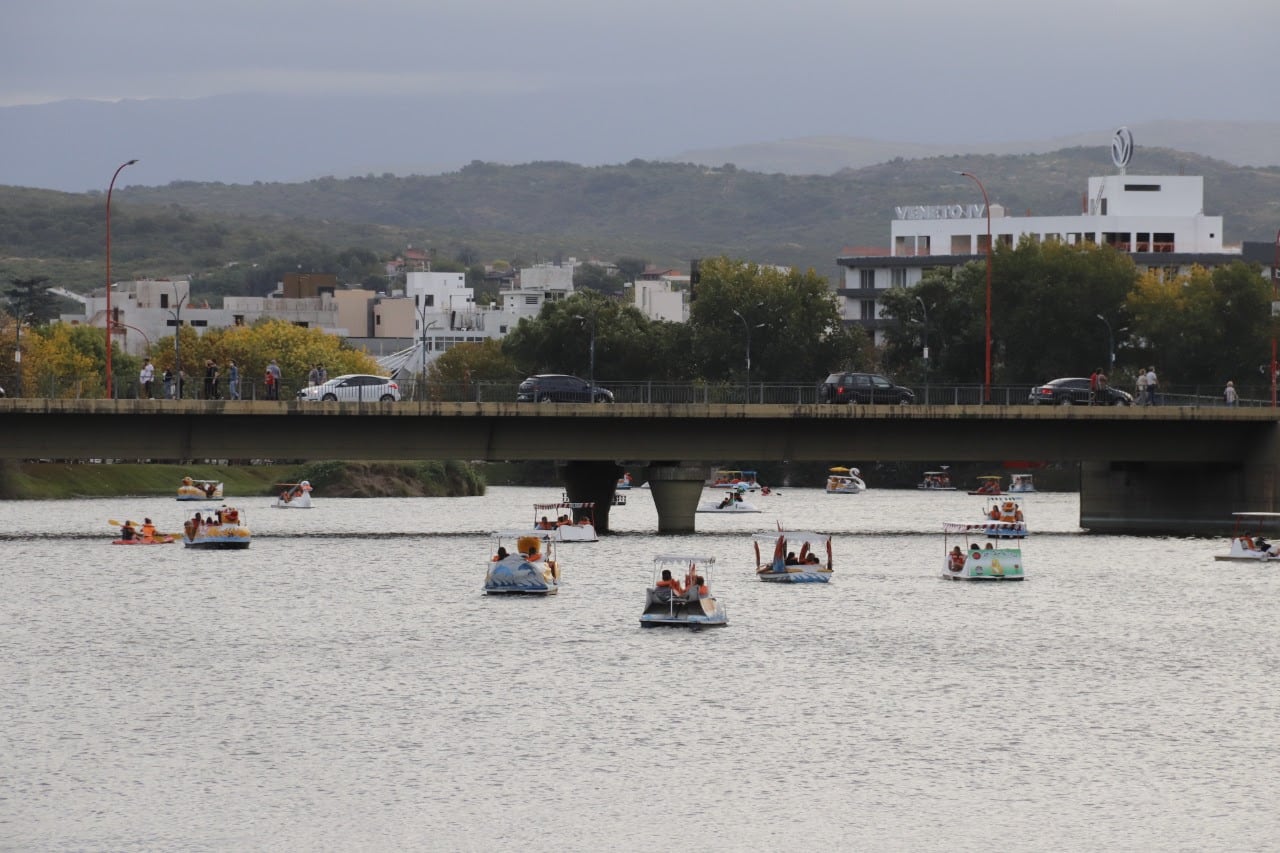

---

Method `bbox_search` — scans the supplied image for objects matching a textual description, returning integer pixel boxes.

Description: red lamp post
[958,171,993,403]
[105,158,138,398]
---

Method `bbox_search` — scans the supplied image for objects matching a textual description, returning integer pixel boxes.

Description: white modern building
[835,133,1269,344]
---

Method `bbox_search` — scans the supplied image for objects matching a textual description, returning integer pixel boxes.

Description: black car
[818,372,915,405]
[516,374,614,403]
[1027,377,1133,406]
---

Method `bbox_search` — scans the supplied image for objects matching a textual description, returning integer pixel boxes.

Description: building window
[860,300,876,321]
[1154,233,1175,252]
[891,268,907,288]
[166,319,182,328]
[233,315,245,326]
[293,322,309,328]
[160,293,170,309]
[375,315,382,326]
[860,269,875,290]
[191,320,208,327]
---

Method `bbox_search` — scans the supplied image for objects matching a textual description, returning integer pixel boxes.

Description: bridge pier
[1081,449,1280,536]
[643,463,707,533]
[559,460,623,533]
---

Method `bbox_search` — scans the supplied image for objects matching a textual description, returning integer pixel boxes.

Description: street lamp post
[417,305,438,402]
[105,158,138,398]
[1272,229,1279,408]
[169,285,187,399]
[731,305,766,402]
[916,296,930,404]
[958,171,992,402]
[574,313,597,396]
[1096,314,1114,373]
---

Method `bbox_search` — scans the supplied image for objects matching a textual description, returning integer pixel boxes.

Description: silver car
[297,374,401,402]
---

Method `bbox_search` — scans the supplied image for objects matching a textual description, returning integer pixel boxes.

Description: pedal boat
[181,507,251,549]
[917,469,957,490]
[1214,511,1280,562]
[177,477,223,501]
[640,554,726,629]
[754,531,832,583]
[825,466,866,494]
[1007,473,1037,493]
[484,533,561,595]
[967,475,1004,496]
[112,534,177,545]
[273,480,313,508]
[532,501,598,542]
[697,488,761,513]
[942,522,1025,580]
[978,499,1029,539]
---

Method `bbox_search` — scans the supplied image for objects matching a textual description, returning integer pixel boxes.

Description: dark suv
[516,374,614,403]
[818,372,915,404]
[1028,377,1133,406]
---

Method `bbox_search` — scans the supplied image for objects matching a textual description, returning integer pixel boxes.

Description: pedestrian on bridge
[1224,380,1238,407]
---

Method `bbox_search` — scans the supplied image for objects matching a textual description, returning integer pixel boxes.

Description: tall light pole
[574,313,597,396]
[958,171,992,402]
[417,303,438,402]
[1096,314,1114,374]
[1272,228,1279,408]
[105,158,138,398]
[916,296,930,403]
[169,283,187,398]
[731,305,766,401]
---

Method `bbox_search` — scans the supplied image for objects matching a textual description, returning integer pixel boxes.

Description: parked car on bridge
[297,374,401,403]
[1027,377,1133,406]
[818,372,915,405]
[516,374,614,403]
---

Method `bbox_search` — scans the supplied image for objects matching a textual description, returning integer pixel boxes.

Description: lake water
[3,486,1277,851]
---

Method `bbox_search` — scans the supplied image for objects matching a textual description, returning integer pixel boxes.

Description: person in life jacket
[950,546,966,570]
[999,501,1018,522]
[656,569,686,596]
[141,518,156,540]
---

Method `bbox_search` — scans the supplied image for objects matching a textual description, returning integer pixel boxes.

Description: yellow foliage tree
[21,323,106,398]
[148,319,382,398]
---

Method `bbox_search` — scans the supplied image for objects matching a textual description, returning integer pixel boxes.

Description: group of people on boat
[922,472,953,489]
[1237,534,1280,556]
[987,501,1025,523]
[716,491,746,509]
[184,506,239,537]
[279,482,309,503]
[973,478,1002,496]
[784,545,822,566]
[537,514,590,529]
[655,566,710,598]
[950,542,999,569]
[118,518,159,541]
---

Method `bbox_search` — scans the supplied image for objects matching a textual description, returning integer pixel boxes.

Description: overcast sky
[2,0,1277,189]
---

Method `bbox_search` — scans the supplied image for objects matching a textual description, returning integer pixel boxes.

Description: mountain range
[2,93,1278,191]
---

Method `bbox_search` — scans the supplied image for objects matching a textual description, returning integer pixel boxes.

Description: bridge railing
[5,375,1279,409]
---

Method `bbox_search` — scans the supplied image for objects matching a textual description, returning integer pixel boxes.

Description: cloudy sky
[2,0,1276,188]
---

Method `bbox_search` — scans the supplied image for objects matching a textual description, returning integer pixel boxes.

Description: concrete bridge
[3,398,1277,535]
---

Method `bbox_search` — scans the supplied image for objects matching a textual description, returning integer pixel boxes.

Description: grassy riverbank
[0,460,486,499]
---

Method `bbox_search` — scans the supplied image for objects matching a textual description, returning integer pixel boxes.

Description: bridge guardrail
[4,375,1278,409]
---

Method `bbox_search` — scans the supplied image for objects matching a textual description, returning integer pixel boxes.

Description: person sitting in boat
[655,569,686,598]
[999,501,1018,523]
[537,516,554,530]
[984,542,994,550]
[280,488,292,503]
[690,574,709,598]
[223,508,238,524]
[950,546,966,571]
[141,518,156,540]
[204,482,217,498]
[804,552,821,565]
[718,494,733,509]
[784,551,799,566]
[120,520,137,541]
[492,546,508,562]
[1013,504,1024,522]
[988,505,1000,520]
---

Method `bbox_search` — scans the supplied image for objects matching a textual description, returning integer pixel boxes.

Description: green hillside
[3,148,1278,293]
